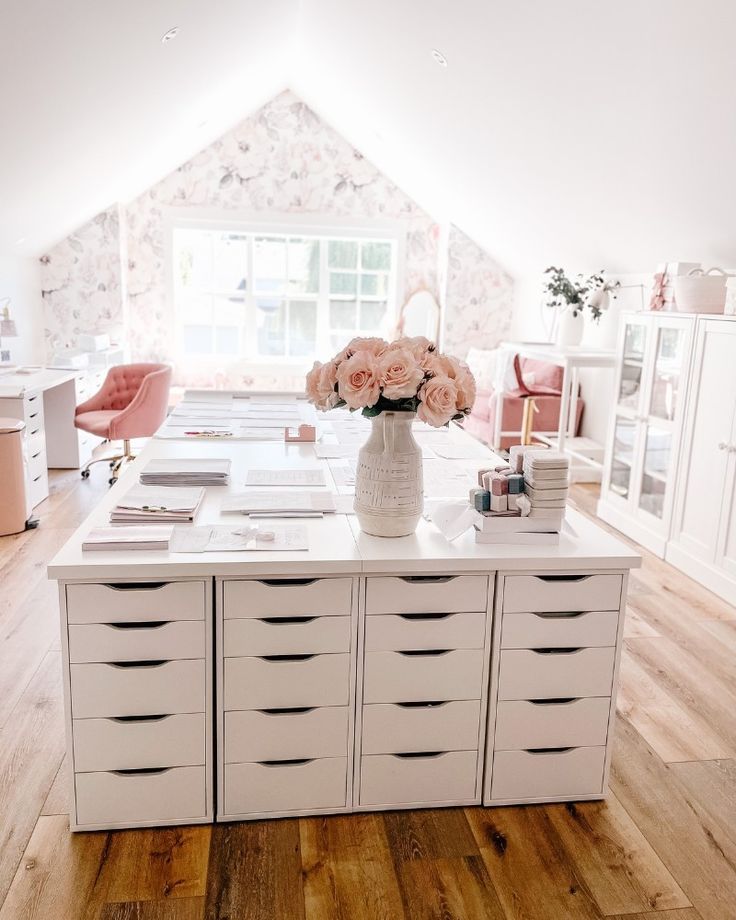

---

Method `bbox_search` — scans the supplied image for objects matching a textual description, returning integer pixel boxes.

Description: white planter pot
[555,309,585,347]
[354,411,423,537]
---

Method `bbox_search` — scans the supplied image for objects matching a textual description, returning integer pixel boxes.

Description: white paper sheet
[245,468,326,487]
[222,491,336,513]
[170,524,309,552]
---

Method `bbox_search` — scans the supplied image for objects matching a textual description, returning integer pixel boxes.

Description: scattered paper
[170,524,309,552]
[246,468,326,487]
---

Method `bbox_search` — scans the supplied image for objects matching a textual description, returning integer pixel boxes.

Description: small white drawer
[224,616,350,657]
[360,750,478,806]
[73,713,206,772]
[366,575,488,615]
[70,659,206,718]
[365,612,486,652]
[224,653,350,710]
[28,470,49,508]
[224,577,352,619]
[22,391,43,418]
[225,707,349,763]
[68,620,206,663]
[363,649,485,704]
[66,581,206,624]
[27,447,47,481]
[497,648,616,701]
[501,611,620,649]
[494,698,612,750]
[75,766,207,827]
[361,700,481,755]
[491,746,606,801]
[24,401,45,436]
[502,574,623,614]
[224,756,347,815]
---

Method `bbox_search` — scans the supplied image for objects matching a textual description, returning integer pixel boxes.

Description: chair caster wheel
[81,469,90,479]
[108,477,116,486]
[109,461,116,469]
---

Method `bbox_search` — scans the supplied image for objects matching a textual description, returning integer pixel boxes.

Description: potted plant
[306,336,476,537]
[543,267,619,346]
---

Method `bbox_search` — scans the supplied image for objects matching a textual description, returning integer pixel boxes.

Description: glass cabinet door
[617,321,649,414]
[610,415,637,499]
[637,424,672,519]
[648,325,687,422]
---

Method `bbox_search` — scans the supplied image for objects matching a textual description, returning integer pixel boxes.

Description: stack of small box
[469,445,570,544]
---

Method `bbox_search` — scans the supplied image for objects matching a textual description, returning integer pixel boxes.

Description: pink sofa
[464,355,584,448]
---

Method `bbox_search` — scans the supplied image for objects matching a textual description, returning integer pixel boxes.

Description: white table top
[48,399,640,580]
[500,342,617,368]
[0,366,79,398]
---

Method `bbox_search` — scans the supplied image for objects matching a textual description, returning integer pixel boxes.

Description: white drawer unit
[225,707,349,763]
[224,577,353,618]
[502,573,623,613]
[359,751,478,807]
[224,615,350,657]
[494,698,612,751]
[68,620,206,663]
[223,757,348,816]
[0,390,50,508]
[365,612,486,651]
[365,575,488,614]
[75,766,208,828]
[66,580,206,624]
[497,648,617,701]
[361,701,482,755]
[72,713,206,772]
[501,610,620,649]
[363,649,485,704]
[224,654,351,711]
[491,747,607,801]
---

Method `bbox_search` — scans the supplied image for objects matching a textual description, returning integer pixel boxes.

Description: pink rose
[376,347,424,399]
[339,336,389,361]
[390,335,435,362]
[417,374,459,427]
[305,361,324,406]
[305,359,339,410]
[446,357,477,412]
[336,349,381,409]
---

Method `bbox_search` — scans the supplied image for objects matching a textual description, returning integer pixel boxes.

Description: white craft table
[48,398,640,831]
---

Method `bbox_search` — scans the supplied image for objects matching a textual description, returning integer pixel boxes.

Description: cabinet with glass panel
[598,313,695,556]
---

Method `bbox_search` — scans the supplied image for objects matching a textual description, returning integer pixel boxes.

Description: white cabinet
[598,312,695,556]
[667,319,736,604]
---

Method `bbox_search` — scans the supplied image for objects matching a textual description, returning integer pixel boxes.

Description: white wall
[0,255,44,365]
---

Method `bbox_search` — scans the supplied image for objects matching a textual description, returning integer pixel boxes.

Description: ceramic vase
[354,411,423,537]
[555,307,585,347]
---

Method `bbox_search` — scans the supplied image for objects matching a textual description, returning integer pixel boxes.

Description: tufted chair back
[75,363,172,440]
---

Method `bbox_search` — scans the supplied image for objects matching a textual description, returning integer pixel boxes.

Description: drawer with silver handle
[75,766,207,827]
[502,574,623,614]
[494,698,611,751]
[490,746,606,801]
[497,648,616,701]
[66,581,206,624]
[501,611,620,649]
[361,700,482,755]
[224,577,353,619]
[366,575,488,615]
[224,615,350,657]
[73,713,206,772]
[70,659,206,718]
[363,649,485,704]
[224,757,348,815]
[224,653,350,711]
[68,620,206,663]
[365,612,486,652]
[359,750,478,806]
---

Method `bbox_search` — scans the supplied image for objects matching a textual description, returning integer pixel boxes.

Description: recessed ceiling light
[431,48,448,67]
[161,27,179,44]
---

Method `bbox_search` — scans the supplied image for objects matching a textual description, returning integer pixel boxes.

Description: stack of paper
[110,486,205,523]
[140,458,231,487]
[222,491,336,515]
[82,525,173,552]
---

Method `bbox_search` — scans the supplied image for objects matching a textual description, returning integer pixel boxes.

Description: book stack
[82,525,173,552]
[522,451,570,525]
[652,262,700,311]
[140,458,231,487]
[110,486,205,523]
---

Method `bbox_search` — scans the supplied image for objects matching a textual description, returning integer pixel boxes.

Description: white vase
[555,308,585,347]
[354,411,423,537]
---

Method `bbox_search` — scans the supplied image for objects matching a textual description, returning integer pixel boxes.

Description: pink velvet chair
[76,363,172,483]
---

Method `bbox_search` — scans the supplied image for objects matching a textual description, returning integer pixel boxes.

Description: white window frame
[164,209,407,371]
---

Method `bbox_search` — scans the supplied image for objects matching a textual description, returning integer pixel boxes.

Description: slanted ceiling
[2,0,736,279]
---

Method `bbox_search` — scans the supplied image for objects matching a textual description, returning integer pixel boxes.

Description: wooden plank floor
[1,473,735,920]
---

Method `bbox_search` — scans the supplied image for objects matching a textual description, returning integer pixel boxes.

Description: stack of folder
[140,458,231,487]
[110,486,205,523]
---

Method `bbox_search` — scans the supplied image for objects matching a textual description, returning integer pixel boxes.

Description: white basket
[674,267,729,314]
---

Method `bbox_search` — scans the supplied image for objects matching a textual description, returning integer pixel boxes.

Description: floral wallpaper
[40,90,512,385]
[443,225,513,359]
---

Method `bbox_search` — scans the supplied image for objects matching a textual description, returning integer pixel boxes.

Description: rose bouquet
[305,336,476,428]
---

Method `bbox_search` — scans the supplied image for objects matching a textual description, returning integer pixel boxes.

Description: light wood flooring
[0,470,735,920]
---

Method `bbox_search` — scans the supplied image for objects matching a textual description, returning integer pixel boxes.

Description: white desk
[494,343,617,478]
[49,399,640,831]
